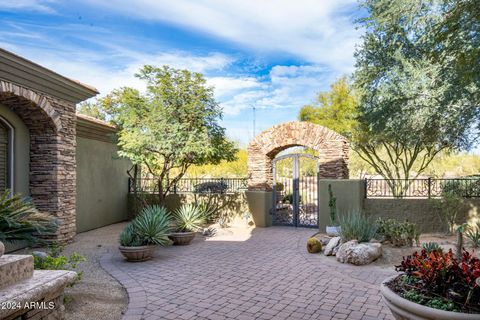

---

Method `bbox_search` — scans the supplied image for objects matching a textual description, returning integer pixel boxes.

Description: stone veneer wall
[0,80,77,242]
[247,121,349,190]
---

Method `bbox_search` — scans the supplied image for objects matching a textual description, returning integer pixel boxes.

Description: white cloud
[0,0,56,13]
[81,0,361,73]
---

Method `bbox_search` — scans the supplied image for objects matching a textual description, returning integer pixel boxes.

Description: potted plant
[169,204,206,245]
[326,184,341,236]
[274,182,285,203]
[381,249,480,319]
[119,205,171,262]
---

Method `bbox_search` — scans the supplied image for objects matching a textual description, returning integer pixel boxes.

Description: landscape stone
[336,240,382,265]
[324,236,341,256]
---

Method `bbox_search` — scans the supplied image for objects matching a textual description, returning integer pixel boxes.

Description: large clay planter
[169,232,196,245]
[119,245,155,262]
[381,275,479,320]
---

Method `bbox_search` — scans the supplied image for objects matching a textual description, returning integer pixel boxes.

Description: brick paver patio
[101,227,395,320]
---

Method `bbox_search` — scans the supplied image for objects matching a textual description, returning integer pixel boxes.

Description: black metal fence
[128,177,248,194]
[365,178,480,198]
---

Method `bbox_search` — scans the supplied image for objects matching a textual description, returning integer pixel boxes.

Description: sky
[0,0,365,146]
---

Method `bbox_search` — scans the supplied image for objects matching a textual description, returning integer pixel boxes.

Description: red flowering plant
[391,249,480,313]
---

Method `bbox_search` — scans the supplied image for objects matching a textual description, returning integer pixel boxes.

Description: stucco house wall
[75,115,131,232]
[0,48,130,243]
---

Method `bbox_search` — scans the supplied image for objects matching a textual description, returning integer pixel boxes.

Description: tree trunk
[456,228,463,261]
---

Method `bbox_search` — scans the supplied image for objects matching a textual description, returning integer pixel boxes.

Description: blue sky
[0,0,364,146]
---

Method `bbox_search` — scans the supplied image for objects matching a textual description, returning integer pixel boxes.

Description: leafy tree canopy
[96,65,237,202]
[351,0,480,195]
[298,76,359,138]
[76,101,107,120]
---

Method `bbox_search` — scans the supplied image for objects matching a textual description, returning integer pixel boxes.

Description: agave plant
[422,241,443,253]
[119,223,143,247]
[466,222,480,248]
[0,190,58,244]
[174,204,206,232]
[131,205,172,246]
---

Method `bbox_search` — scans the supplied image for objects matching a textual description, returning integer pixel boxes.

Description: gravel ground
[62,223,128,320]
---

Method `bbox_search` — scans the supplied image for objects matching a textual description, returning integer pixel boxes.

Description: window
[0,118,12,194]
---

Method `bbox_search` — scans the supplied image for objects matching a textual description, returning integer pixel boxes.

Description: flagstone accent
[247,121,349,190]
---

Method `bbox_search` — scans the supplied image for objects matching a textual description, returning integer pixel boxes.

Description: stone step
[0,269,77,320]
[0,255,34,289]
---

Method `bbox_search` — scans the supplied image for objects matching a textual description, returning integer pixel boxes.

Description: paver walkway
[101,227,395,320]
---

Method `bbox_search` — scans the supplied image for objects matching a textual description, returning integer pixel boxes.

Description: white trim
[0,116,14,196]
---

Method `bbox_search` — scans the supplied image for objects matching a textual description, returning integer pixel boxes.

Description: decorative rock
[324,237,341,256]
[306,237,322,253]
[0,241,4,258]
[332,244,341,256]
[336,240,382,265]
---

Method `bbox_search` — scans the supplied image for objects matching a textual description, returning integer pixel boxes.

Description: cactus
[306,237,322,253]
[328,184,337,225]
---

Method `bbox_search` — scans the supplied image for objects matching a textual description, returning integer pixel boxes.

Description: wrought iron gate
[271,154,319,227]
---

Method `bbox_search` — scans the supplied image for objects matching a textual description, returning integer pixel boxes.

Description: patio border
[100,251,148,320]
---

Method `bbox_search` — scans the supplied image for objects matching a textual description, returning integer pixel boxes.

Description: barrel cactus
[306,237,322,253]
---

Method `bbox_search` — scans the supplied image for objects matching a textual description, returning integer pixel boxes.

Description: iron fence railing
[365,178,480,198]
[128,177,248,194]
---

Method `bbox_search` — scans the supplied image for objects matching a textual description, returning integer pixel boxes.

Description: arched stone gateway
[247,121,349,191]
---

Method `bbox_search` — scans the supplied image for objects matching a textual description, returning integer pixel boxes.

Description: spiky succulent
[119,205,172,246]
[0,190,58,244]
[174,204,206,232]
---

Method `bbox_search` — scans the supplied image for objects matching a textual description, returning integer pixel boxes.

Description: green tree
[76,101,106,120]
[353,0,480,196]
[299,76,359,137]
[98,65,237,203]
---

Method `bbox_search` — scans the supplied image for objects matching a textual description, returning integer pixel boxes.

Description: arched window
[0,117,13,195]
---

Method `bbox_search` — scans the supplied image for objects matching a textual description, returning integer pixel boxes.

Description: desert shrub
[466,222,480,248]
[431,191,464,234]
[194,181,228,194]
[0,191,58,245]
[306,237,322,253]
[376,218,420,247]
[422,241,443,253]
[283,193,302,204]
[275,182,284,192]
[33,244,86,286]
[339,210,377,242]
[119,205,171,246]
[441,179,480,198]
[393,249,480,313]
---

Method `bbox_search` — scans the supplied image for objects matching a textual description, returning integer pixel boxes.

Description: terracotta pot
[0,241,4,258]
[168,232,196,245]
[118,245,155,262]
[381,275,479,320]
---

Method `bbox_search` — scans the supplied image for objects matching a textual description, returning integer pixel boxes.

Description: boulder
[324,236,341,256]
[336,240,382,265]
